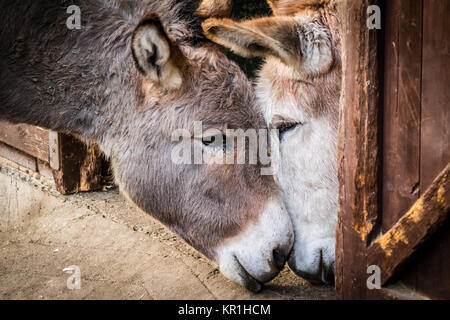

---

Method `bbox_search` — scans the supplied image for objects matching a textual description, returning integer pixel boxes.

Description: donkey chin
[215,199,294,292]
[288,234,336,285]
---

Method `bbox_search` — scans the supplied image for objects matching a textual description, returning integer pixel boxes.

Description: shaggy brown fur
[0,0,283,264]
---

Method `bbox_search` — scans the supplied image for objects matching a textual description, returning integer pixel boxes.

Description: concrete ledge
[0,160,335,300]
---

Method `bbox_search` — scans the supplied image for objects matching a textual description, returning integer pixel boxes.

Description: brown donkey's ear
[196,0,233,18]
[132,16,183,90]
[202,16,333,76]
[267,0,328,16]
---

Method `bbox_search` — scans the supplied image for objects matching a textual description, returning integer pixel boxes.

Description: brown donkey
[0,0,294,292]
[203,0,341,284]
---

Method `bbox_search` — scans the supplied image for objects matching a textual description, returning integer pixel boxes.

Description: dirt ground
[0,163,335,300]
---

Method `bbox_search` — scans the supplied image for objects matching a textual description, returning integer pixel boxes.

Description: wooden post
[52,133,103,194]
[335,0,383,299]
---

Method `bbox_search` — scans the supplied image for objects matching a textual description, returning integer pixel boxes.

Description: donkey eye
[202,134,227,150]
[278,123,300,140]
[202,136,215,146]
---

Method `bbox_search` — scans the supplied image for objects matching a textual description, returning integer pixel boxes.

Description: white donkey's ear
[132,16,183,90]
[202,16,333,76]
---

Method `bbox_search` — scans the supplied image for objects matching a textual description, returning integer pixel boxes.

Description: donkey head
[203,0,341,284]
[0,0,294,292]
[110,2,295,292]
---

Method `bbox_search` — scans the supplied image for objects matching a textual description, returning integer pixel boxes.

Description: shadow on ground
[0,164,335,300]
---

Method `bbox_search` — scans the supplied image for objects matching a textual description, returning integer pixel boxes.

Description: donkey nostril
[273,249,286,270]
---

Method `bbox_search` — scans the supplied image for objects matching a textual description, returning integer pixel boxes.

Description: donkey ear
[132,17,183,90]
[202,16,333,76]
[196,0,233,17]
[267,0,328,16]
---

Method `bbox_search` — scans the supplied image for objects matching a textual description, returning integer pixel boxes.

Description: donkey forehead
[258,66,339,131]
[179,45,265,129]
[257,58,316,124]
[184,46,250,93]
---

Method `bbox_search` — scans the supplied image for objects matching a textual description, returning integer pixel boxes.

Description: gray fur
[0,0,285,265]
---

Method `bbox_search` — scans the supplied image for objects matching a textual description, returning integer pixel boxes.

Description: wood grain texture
[80,144,102,192]
[336,0,382,300]
[369,163,450,286]
[379,0,450,298]
[338,0,450,299]
[381,0,424,291]
[382,0,423,232]
[0,122,104,194]
[0,121,50,163]
[0,142,37,171]
[52,134,103,195]
[414,0,450,299]
[37,160,55,181]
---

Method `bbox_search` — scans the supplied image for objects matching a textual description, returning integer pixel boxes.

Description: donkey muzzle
[287,237,336,285]
[215,198,294,292]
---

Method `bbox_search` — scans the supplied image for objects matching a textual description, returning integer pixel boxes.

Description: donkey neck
[0,0,204,155]
[0,1,160,159]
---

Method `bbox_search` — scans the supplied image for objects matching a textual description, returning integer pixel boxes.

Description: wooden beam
[0,122,104,194]
[52,134,103,195]
[0,142,37,171]
[368,163,450,285]
[0,121,50,163]
[335,0,383,300]
[48,131,60,170]
[79,144,103,192]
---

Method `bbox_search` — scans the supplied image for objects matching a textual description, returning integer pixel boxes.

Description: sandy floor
[0,165,335,300]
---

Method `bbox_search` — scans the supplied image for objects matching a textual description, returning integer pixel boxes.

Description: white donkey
[203,0,341,284]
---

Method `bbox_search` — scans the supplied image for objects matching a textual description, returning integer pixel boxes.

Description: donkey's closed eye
[277,122,301,140]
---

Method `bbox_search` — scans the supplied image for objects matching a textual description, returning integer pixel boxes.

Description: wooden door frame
[335,0,450,300]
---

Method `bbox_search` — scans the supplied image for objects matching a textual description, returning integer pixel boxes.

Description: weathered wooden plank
[37,160,55,181]
[368,163,450,286]
[381,0,424,292]
[52,134,103,195]
[338,0,450,299]
[367,284,428,300]
[80,144,102,192]
[0,121,50,163]
[420,0,450,190]
[414,0,450,299]
[382,0,423,231]
[48,131,60,170]
[0,142,37,171]
[0,121,104,193]
[336,0,382,300]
